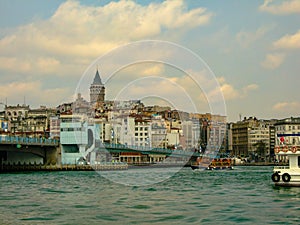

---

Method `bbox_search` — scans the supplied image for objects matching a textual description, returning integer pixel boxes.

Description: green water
[0,166,299,224]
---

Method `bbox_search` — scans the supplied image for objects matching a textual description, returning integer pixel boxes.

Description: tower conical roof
[92,69,103,85]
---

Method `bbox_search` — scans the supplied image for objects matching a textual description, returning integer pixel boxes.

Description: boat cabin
[272,146,300,187]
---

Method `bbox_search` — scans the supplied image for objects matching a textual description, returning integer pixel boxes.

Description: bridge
[0,136,59,166]
[0,135,219,168]
[97,143,203,158]
[0,135,59,146]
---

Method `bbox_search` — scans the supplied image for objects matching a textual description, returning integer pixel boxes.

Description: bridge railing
[100,143,199,157]
[0,135,59,146]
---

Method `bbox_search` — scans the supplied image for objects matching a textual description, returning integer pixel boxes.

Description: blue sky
[0,0,299,122]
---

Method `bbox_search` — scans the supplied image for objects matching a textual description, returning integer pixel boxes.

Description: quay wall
[0,163,128,172]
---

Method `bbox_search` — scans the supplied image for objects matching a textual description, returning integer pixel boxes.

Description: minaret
[90,68,105,107]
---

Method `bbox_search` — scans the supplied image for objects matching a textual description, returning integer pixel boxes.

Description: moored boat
[271,145,300,187]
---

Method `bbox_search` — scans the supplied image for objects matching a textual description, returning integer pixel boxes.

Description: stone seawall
[0,163,128,172]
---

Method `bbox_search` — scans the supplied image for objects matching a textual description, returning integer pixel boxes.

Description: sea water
[1,166,300,224]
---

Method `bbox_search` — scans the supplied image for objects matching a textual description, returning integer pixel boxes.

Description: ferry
[271,145,300,187]
[191,157,233,170]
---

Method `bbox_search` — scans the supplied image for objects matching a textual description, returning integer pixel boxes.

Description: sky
[0,0,299,122]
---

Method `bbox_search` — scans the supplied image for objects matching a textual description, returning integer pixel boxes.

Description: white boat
[271,145,300,187]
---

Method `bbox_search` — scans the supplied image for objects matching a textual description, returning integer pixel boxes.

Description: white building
[60,114,102,165]
[134,118,151,147]
[166,129,180,149]
[248,122,270,155]
[275,117,300,162]
[275,117,300,146]
[151,114,167,148]
[181,120,194,149]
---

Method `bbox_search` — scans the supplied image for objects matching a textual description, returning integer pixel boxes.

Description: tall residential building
[231,117,274,161]
[90,69,105,107]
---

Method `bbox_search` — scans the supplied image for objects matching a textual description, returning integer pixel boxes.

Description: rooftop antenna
[239,113,242,121]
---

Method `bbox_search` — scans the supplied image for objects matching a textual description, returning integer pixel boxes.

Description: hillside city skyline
[0,0,299,122]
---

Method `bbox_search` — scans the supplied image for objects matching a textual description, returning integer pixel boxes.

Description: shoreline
[0,162,287,172]
[234,162,288,167]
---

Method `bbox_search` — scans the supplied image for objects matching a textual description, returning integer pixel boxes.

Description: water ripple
[0,166,299,224]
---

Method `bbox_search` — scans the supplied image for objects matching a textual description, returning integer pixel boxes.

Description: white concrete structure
[60,114,102,165]
[272,145,300,187]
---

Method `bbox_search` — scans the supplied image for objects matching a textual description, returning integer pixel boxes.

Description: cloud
[0,0,212,70]
[273,101,300,111]
[259,0,300,15]
[261,53,285,69]
[243,84,259,93]
[216,77,258,100]
[273,30,300,49]
[236,25,275,48]
[0,0,213,106]
[0,56,61,74]
[112,76,204,112]
[219,83,239,100]
[129,64,165,76]
[0,81,70,107]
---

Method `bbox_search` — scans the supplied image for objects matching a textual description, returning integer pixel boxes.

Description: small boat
[206,158,233,170]
[191,157,233,170]
[271,145,300,187]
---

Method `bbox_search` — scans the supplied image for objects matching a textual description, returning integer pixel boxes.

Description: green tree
[253,141,266,162]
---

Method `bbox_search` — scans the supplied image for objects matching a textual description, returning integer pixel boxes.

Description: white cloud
[0,81,70,107]
[259,0,300,15]
[0,0,213,106]
[215,77,258,100]
[273,101,300,111]
[236,25,275,48]
[261,53,285,69]
[273,30,300,49]
[112,76,204,112]
[243,84,259,93]
[220,83,239,100]
[0,0,212,71]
